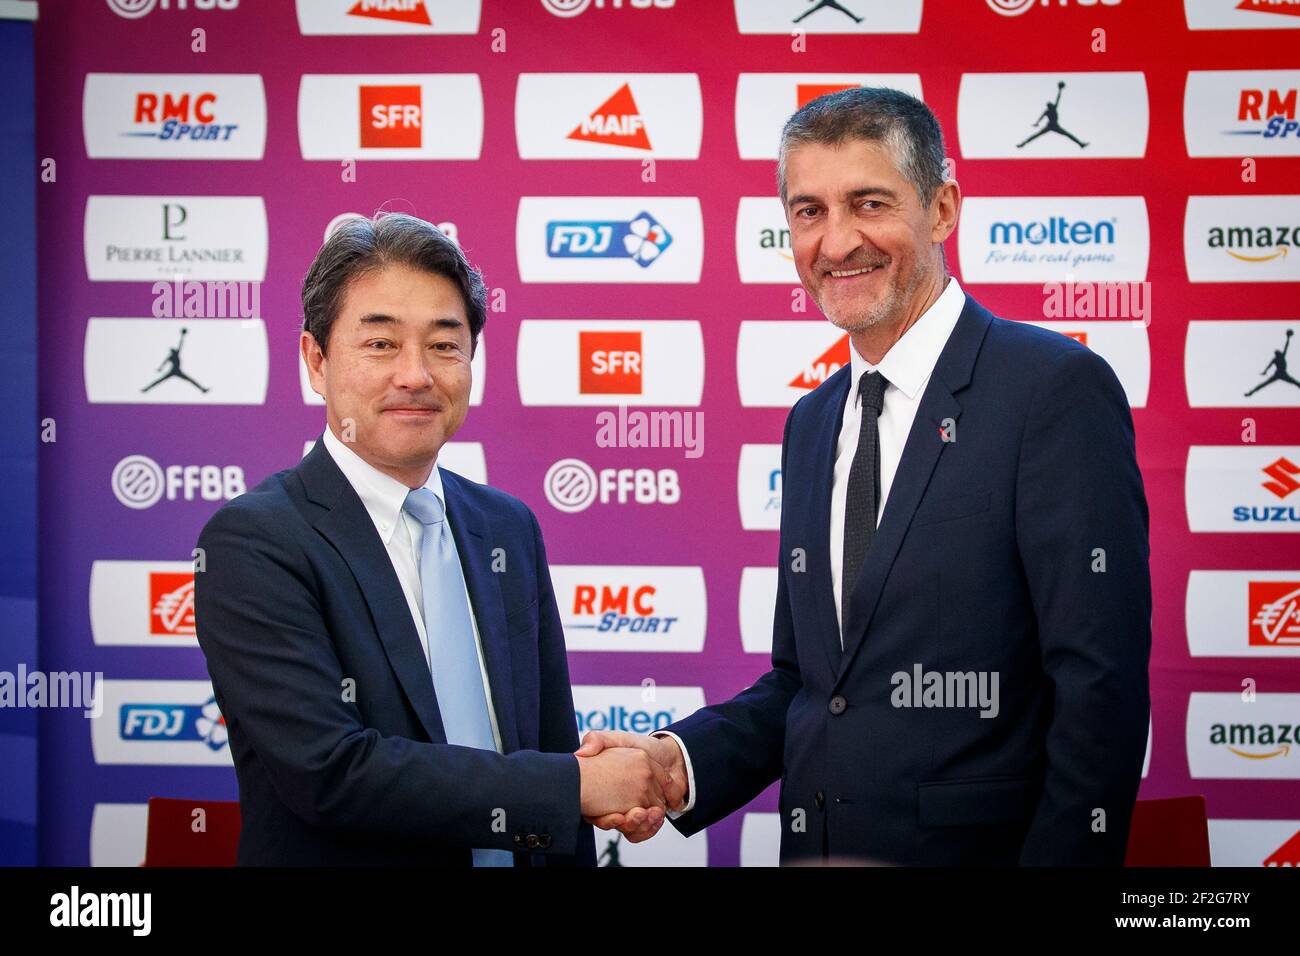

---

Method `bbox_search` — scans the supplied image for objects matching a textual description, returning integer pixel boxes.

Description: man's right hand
[575,731,688,843]
[576,745,672,821]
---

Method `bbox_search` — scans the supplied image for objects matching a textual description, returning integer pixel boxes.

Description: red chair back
[1124,796,1210,867]
[142,797,241,867]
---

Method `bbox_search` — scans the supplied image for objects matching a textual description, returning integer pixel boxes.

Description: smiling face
[784,137,952,335]
[302,263,473,488]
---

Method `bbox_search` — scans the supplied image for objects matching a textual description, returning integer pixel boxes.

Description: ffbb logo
[111,455,245,509]
[107,0,238,17]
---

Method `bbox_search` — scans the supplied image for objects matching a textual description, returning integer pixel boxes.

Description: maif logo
[1186,0,1300,30]
[348,0,431,24]
[735,321,850,407]
[1208,821,1300,868]
[296,0,479,33]
[515,74,702,159]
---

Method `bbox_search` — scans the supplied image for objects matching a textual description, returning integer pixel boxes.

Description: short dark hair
[301,212,487,355]
[777,87,948,207]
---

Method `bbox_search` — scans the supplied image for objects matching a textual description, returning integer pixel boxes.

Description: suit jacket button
[829,695,847,715]
[815,791,825,809]
[538,835,552,849]
[526,833,540,849]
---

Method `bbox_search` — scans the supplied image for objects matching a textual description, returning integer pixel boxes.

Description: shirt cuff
[651,731,696,817]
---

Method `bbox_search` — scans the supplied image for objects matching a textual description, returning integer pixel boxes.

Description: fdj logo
[575,705,673,734]
[112,455,246,509]
[120,697,227,750]
[129,91,237,142]
[546,212,672,267]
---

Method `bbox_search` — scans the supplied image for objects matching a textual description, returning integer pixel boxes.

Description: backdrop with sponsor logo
[32,0,1300,867]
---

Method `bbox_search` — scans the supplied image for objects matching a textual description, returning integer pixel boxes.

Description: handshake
[574,731,688,843]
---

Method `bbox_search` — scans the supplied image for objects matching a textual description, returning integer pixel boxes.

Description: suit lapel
[441,469,522,755]
[835,296,993,686]
[300,442,448,745]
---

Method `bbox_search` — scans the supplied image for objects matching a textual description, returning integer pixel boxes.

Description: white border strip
[0,1,37,22]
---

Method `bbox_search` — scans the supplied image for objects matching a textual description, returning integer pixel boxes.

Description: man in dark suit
[195,213,674,866]
[578,88,1151,865]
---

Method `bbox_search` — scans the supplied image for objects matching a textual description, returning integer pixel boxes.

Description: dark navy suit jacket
[194,440,596,866]
[667,292,1151,866]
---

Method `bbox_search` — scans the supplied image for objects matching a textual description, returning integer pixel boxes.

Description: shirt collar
[321,426,444,545]
[849,276,966,403]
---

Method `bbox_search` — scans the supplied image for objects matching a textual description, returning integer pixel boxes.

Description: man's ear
[931,179,962,245]
[301,330,327,399]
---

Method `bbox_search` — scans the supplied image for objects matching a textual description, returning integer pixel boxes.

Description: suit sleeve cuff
[652,731,697,817]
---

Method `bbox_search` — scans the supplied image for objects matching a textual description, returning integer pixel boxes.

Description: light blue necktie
[403,486,513,867]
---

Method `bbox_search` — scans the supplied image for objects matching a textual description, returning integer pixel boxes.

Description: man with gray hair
[579,88,1151,865]
[195,213,678,865]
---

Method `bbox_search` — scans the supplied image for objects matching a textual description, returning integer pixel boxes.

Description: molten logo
[149,573,196,636]
[790,335,850,390]
[360,85,422,148]
[1262,456,1300,499]
[579,331,643,394]
[568,83,651,150]
[1249,582,1300,646]
[347,0,431,25]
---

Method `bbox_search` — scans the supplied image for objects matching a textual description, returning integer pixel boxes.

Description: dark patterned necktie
[841,371,889,641]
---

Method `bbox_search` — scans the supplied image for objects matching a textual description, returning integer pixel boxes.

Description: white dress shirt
[660,277,967,816]
[830,276,966,639]
[321,426,503,753]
